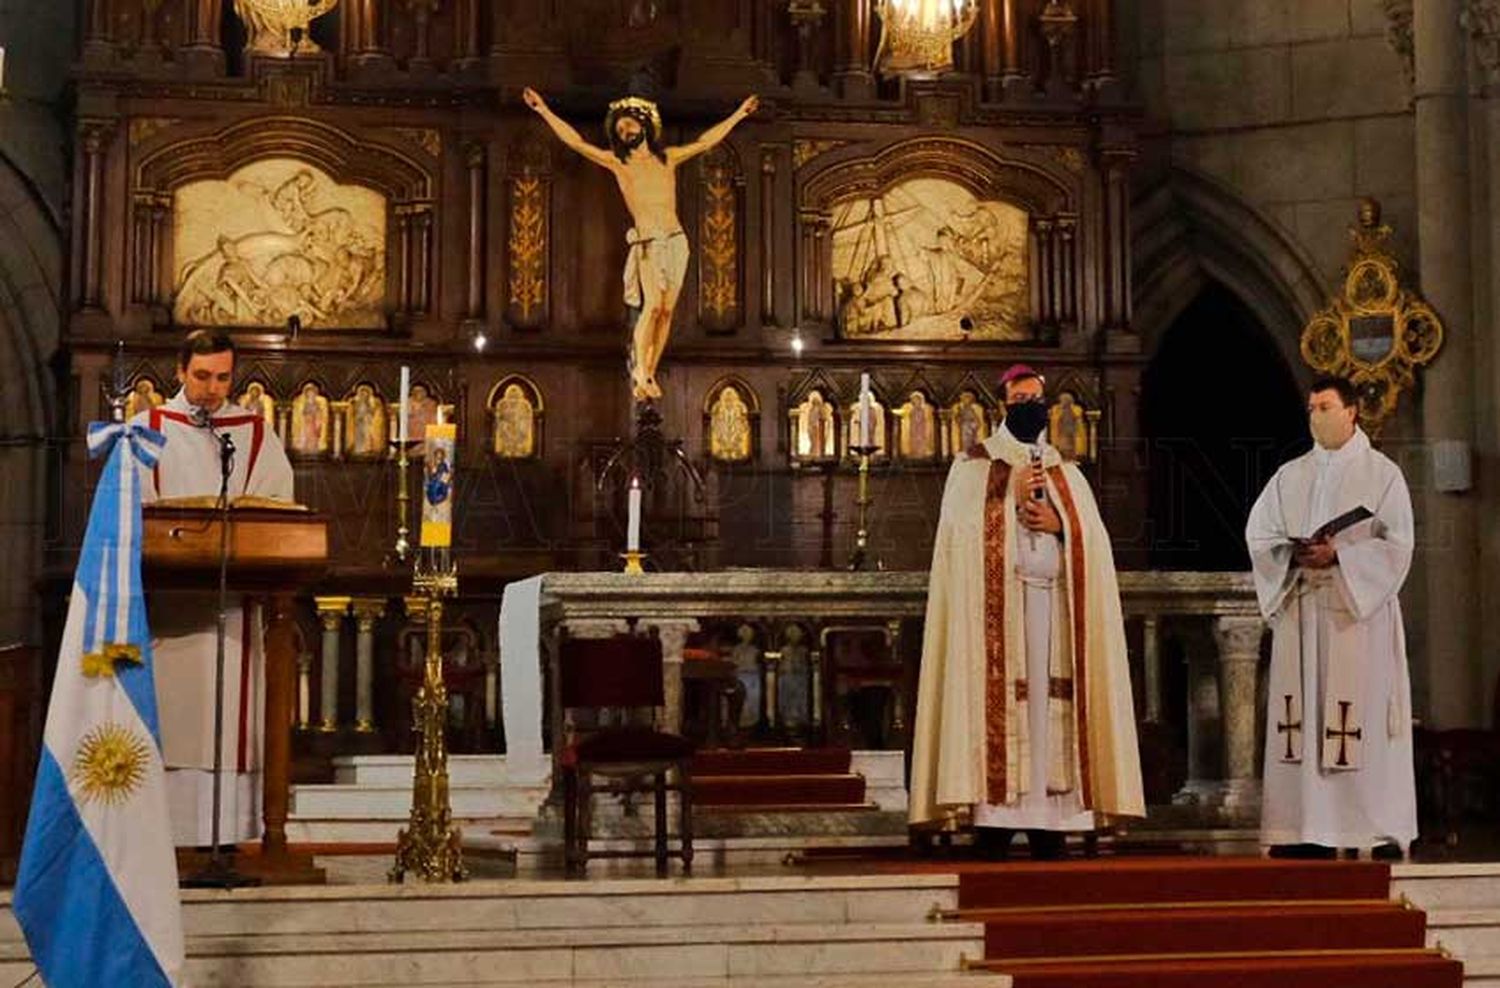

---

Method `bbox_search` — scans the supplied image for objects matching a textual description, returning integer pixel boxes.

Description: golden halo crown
[607,96,662,132]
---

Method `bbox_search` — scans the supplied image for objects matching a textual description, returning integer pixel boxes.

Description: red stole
[972,443,1094,809]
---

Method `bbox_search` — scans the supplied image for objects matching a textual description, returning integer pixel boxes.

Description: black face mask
[1004,400,1048,443]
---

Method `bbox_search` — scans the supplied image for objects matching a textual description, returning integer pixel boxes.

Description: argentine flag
[14,421,187,986]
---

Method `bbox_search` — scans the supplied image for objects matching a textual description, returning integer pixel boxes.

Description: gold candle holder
[390,553,466,883]
[847,444,876,571]
[393,441,413,562]
[621,550,647,574]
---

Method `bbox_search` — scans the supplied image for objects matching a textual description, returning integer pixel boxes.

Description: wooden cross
[1324,700,1363,767]
[1275,694,1302,760]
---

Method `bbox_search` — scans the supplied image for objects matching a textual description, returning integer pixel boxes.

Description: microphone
[190,402,236,472]
[1029,444,1045,500]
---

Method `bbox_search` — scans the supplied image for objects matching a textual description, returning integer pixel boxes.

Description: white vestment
[132,391,295,845]
[1246,427,1416,849]
[910,425,1144,830]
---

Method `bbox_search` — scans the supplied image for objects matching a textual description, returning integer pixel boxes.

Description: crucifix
[1323,700,1363,768]
[1275,693,1302,761]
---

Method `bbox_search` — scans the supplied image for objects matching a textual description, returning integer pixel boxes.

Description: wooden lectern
[143,505,329,885]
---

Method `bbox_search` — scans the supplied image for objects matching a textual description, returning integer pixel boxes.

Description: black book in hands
[1293,505,1374,545]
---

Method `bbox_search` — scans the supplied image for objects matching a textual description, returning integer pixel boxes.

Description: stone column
[1173,625,1221,808]
[351,598,385,733]
[1214,615,1265,815]
[296,648,313,729]
[1415,0,1480,726]
[1141,615,1163,723]
[763,650,782,730]
[315,597,350,732]
[645,619,700,735]
[1478,10,1500,709]
[464,142,487,322]
[834,0,874,99]
[79,123,112,311]
[760,149,779,327]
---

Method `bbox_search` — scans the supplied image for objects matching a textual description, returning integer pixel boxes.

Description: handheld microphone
[1029,444,1046,501]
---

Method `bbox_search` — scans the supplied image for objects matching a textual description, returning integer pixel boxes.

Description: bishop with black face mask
[910,364,1143,861]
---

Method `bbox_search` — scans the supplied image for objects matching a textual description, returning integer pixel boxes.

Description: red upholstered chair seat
[558,631,695,876]
[566,726,696,766]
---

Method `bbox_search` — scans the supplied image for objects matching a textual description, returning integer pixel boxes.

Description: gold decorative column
[392,418,465,883]
[390,569,466,883]
[351,598,385,733]
[314,597,351,732]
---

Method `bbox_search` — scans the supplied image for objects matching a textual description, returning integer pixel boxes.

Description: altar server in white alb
[1246,375,1416,857]
[129,329,295,846]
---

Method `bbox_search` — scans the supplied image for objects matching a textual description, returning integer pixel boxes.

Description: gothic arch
[0,149,63,644]
[1132,167,1326,379]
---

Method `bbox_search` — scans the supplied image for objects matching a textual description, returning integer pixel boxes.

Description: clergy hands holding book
[1293,537,1338,570]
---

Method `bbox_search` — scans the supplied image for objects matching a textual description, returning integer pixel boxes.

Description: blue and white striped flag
[14,421,187,987]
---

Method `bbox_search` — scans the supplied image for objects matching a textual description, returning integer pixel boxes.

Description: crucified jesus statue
[524,87,758,401]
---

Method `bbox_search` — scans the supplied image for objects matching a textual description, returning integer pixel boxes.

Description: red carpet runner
[947,858,1462,987]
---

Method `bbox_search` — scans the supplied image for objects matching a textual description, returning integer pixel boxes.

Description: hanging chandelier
[875,0,980,76]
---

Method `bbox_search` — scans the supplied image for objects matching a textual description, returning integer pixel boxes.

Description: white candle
[398,366,410,444]
[859,373,872,447]
[627,476,642,552]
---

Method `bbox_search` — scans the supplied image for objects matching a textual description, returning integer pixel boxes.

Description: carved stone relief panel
[831,177,1029,341]
[172,159,387,329]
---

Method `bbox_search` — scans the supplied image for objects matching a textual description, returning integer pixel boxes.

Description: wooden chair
[558,632,695,876]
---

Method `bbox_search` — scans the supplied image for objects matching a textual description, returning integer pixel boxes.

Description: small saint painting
[790,389,838,462]
[707,382,755,463]
[1048,391,1091,462]
[290,381,331,456]
[345,383,388,459]
[420,424,457,548]
[125,378,165,420]
[945,390,990,458]
[896,391,938,461]
[490,378,540,459]
[237,380,277,432]
[390,383,442,458]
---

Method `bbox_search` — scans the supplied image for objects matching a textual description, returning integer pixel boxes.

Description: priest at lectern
[129,329,295,847]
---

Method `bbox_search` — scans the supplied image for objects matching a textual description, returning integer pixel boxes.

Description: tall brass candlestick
[847,444,875,571]
[393,442,412,562]
[390,555,466,883]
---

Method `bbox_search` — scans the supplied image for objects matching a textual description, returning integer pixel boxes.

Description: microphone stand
[183,411,260,889]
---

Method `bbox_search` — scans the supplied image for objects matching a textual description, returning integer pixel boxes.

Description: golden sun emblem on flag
[71,722,150,806]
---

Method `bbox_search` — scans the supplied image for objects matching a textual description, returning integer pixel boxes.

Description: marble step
[191,876,958,937]
[174,921,983,986]
[1397,864,1500,911]
[332,755,542,788]
[289,782,548,819]
[428,977,1008,987]
[1425,909,1500,959]
[0,874,961,941]
[0,921,987,986]
[287,814,535,845]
